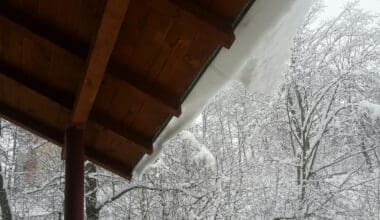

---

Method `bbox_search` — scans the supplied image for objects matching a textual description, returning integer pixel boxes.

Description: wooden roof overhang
[0,0,255,178]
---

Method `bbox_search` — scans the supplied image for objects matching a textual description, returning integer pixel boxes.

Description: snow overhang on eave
[134,0,314,177]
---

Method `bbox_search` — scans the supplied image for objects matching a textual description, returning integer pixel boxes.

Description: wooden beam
[107,64,181,116]
[0,5,181,115]
[147,0,235,48]
[85,148,133,179]
[0,64,152,152]
[0,100,134,179]
[1,0,234,49]
[0,101,64,146]
[72,0,130,124]
[0,5,88,59]
[168,0,235,48]
[92,110,153,153]
[0,62,75,109]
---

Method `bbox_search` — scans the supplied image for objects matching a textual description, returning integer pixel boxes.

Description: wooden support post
[64,124,85,220]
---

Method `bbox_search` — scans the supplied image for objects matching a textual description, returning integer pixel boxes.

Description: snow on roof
[133,0,314,178]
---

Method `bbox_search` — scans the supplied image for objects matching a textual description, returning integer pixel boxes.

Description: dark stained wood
[0,2,181,117]
[0,100,64,145]
[64,125,85,220]
[0,0,255,180]
[168,0,235,48]
[85,148,133,179]
[0,99,135,179]
[107,63,181,116]
[72,0,130,123]
[0,61,74,109]
[91,109,153,153]
[0,64,152,153]
[190,0,250,24]
[0,13,181,117]
[0,4,89,59]
[0,1,238,121]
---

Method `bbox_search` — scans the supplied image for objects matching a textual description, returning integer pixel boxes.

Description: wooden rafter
[0,100,133,179]
[0,5,181,117]
[148,0,235,48]
[0,65,152,152]
[86,149,133,179]
[92,110,153,153]
[107,64,181,116]
[0,100,64,145]
[0,5,89,59]
[0,61,75,109]
[72,0,130,124]
[169,0,235,48]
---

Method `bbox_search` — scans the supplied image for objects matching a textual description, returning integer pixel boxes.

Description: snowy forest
[0,2,380,219]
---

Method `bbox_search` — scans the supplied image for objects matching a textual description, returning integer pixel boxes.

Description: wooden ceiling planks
[72,0,130,124]
[169,0,235,48]
[106,64,181,116]
[0,2,90,59]
[0,0,255,178]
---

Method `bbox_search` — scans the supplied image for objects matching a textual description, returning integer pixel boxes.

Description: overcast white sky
[324,0,380,16]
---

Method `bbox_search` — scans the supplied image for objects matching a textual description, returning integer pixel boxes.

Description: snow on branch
[25,174,64,195]
[359,101,380,120]
[95,184,202,211]
[180,131,216,171]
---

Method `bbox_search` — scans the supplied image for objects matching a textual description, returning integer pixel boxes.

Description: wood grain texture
[0,65,152,153]
[169,0,235,48]
[0,0,254,178]
[72,0,130,123]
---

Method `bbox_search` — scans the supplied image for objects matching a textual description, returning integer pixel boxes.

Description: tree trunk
[85,162,99,220]
[0,165,12,220]
[359,121,373,172]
